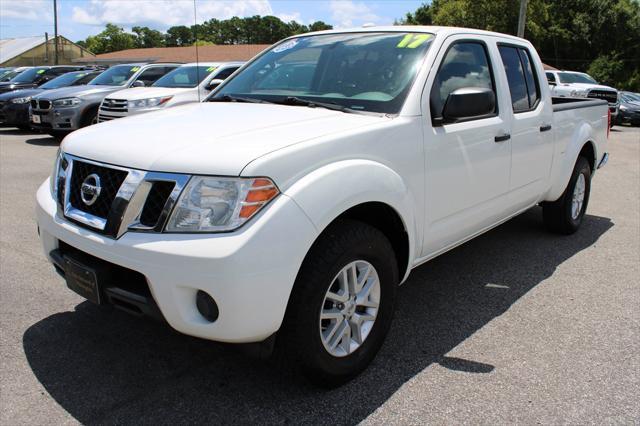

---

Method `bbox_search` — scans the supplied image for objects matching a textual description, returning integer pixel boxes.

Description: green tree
[77,23,135,54]
[132,26,165,48]
[165,25,194,47]
[308,21,333,32]
[401,0,640,90]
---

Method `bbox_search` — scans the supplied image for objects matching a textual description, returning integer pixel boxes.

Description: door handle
[494,133,511,142]
[540,124,552,132]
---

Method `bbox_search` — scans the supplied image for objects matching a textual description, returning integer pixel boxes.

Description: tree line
[76,1,639,90]
[400,0,640,90]
[75,16,332,54]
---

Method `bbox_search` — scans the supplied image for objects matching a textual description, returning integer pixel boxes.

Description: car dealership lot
[0,127,638,424]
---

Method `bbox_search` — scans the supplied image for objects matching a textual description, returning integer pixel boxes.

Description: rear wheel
[278,219,398,387]
[543,156,592,234]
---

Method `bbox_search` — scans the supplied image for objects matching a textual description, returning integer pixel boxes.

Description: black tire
[80,107,98,128]
[48,131,68,141]
[17,125,31,131]
[543,156,592,234]
[277,219,398,387]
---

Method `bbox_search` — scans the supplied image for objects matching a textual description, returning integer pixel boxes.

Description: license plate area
[31,114,41,123]
[64,255,105,304]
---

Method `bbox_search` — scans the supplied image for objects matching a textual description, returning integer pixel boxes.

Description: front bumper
[36,180,318,343]
[31,105,83,131]
[0,102,30,126]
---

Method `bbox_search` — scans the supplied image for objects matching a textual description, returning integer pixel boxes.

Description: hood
[0,88,43,100]
[106,87,191,100]
[0,82,35,92]
[62,102,386,176]
[559,82,617,92]
[35,84,121,100]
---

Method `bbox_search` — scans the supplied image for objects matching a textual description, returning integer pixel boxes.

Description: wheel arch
[284,159,418,283]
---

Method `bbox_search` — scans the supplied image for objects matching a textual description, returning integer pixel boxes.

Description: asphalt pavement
[0,126,638,425]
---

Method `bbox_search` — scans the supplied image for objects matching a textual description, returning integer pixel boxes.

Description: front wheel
[278,219,398,387]
[543,156,592,234]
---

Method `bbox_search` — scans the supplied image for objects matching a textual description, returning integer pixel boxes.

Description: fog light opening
[196,290,219,322]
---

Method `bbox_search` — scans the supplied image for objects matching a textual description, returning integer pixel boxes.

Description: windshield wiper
[277,96,359,114]
[209,94,272,104]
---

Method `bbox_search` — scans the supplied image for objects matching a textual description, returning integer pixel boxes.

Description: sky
[0,0,427,42]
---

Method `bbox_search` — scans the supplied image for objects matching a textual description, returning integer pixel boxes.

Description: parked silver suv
[30,63,179,138]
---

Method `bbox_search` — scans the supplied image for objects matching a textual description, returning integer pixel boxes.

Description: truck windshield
[212,32,434,114]
[41,71,91,89]
[558,72,598,84]
[89,65,137,86]
[153,66,213,88]
[11,68,48,83]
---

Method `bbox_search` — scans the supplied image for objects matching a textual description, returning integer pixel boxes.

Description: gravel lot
[1,126,638,425]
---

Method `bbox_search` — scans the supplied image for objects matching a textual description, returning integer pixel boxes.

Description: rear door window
[499,45,540,112]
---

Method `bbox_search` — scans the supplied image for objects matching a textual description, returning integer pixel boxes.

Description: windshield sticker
[36,69,46,74]
[206,66,217,72]
[397,34,432,48]
[273,39,298,53]
[131,66,140,72]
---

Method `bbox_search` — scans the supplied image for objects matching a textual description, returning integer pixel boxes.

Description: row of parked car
[0,62,243,138]
[1,62,639,140]
[545,69,640,126]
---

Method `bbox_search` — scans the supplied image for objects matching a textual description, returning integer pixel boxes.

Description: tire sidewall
[295,225,398,382]
[563,157,592,230]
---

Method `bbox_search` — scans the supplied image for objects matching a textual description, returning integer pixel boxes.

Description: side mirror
[206,79,224,91]
[547,78,556,86]
[441,87,495,124]
[131,80,145,88]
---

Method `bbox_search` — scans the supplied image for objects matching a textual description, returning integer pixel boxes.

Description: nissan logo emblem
[80,173,102,206]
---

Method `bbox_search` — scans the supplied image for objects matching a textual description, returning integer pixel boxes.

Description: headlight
[166,176,279,232]
[619,104,628,111]
[11,96,31,104]
[53,97,81,107]
[127,96,173,110]
[50,149,62,198]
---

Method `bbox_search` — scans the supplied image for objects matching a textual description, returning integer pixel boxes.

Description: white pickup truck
[36,26,609,386]
[97,62,243,122]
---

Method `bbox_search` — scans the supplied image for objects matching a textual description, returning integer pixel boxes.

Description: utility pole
[53,0,59,64]
[517,0,529,38]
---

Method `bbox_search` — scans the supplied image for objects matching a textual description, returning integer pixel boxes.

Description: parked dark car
[0,66,87,94]
[0,70,101,129]
[0,67,30,82]
[616,91,640,126]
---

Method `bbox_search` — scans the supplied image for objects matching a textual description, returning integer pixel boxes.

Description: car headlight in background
[166,176,279,232]
[53,97,81,107]
[10,96,31,104]
[128,96,173,110]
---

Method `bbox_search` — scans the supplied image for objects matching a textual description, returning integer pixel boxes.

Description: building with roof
[0,35,95,67]
[75,44,270,65]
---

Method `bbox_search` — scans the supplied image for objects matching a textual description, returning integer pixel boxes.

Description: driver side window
[430,41,496,121]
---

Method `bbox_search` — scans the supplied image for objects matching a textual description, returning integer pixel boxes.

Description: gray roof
[0,36,47,64]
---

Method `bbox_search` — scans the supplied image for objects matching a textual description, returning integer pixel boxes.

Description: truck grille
[69,161,128,219]
[587,90,617,105]
[98,98,127,122]
[56,155,189,238]
[31,99,51,110]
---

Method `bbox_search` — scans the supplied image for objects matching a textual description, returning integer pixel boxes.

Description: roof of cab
[298,25,527,43]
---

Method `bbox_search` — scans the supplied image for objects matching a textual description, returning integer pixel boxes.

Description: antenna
[193,0,201,102]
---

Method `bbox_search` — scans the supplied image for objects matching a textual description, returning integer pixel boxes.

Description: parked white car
[546,70,619,122]
[97,62,243,122]
[37,27,609,385]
